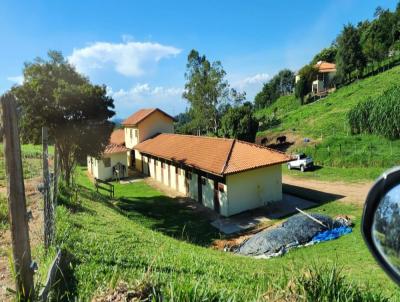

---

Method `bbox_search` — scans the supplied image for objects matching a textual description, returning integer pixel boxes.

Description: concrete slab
[119,178,144,184]
[211,194,317,234]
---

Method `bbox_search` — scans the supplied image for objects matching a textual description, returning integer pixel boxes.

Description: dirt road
[283,175,373,205]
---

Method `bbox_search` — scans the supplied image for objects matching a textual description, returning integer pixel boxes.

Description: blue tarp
[311,226,352,243]
[235,214,352,258]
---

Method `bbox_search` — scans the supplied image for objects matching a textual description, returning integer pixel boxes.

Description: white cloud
[234,73,270,89]
[108,83,185,117]
[68,40,181,77]
[112,83,184,99]
[7,75,23,85]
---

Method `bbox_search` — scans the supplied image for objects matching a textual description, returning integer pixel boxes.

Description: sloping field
[49,168,399,300]
[256,66,400,181]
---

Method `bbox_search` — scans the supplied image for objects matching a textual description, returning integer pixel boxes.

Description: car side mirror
[362,167,400,285]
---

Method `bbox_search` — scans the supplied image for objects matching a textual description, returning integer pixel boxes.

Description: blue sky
[1,0,398,118]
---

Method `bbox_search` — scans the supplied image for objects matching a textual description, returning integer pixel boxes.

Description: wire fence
[294,143,400,168]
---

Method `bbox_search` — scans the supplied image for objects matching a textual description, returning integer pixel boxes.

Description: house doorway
[197,175,202,204]
[213,181,220,214]
[130,150,136,168]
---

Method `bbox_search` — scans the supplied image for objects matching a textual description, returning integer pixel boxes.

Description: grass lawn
[51,167,400,300]
[283,165,386,183]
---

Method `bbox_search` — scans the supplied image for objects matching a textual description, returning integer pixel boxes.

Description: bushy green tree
[254,69,295,109]
[336,24,366,82]
[12,51,115,186]
[183,50,230,135]
[311,45,338,64]
[294,64,318,104]
[361,9,396,64]
[219,102,258,142]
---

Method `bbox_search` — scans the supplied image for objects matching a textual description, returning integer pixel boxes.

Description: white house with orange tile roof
[87,129,129,180]
[87,108,291,217]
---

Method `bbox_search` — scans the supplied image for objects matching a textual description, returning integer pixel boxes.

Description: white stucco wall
[125,127,139,149]
[87,152,128,181]
[176,168,186,194]
[138,111,174,142]
[162,163,171,187]
[187,172,198,201]
[148,157,155,178]
[218,183,228,216]
[225,165,282,216]
[155,160,162,182]
[201,177,215,211]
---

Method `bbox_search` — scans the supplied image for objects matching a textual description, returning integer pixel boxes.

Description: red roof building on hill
[134,133,290,176]
[88,107,292,217]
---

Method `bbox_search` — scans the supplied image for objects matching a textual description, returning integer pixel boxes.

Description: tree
[336,24,366,82]
[12,51,115,186]
[311,45,338,64]
[183,49,231,135]
[254,69,295,109]
[294,64,318,104]
[220,102,258,142]
[361,9,396,64]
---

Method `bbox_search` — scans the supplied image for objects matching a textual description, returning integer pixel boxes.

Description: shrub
[265,265,389,302]
[348,86,400,139]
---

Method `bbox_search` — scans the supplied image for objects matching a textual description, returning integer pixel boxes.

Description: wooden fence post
[42,127,54,251]
[1,92,34,301]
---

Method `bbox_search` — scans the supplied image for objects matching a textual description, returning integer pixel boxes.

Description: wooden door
[213,181,220,213]
[197,175,202,203]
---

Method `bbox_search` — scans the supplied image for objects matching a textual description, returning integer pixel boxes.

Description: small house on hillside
[87,129,129,180]
[87,108,291,217]
[311,61,336,95]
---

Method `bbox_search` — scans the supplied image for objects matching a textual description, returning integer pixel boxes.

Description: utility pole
[1,92,34,301]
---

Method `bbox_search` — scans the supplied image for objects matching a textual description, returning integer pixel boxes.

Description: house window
[103,158,111,168]
[130,129,133,139]
[134,129,138,138]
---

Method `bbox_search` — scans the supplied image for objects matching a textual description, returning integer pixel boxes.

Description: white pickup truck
[287,153,314,172]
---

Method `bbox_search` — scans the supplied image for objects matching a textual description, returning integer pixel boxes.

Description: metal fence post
[1,92,35,301]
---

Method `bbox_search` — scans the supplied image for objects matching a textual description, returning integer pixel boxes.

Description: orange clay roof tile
[103,129,128,154]
[122,108,175,126]
[109,129,125,145]
[134,134,291,175]
[315,61,336,73]
[103,143,128,154]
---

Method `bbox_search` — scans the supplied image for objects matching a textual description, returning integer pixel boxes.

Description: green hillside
[256,66,400,181]
[46,168,396,300]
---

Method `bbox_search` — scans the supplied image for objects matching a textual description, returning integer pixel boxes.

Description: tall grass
[348,86,400,139]
[265,265,390,302]
[0,196,8,230]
